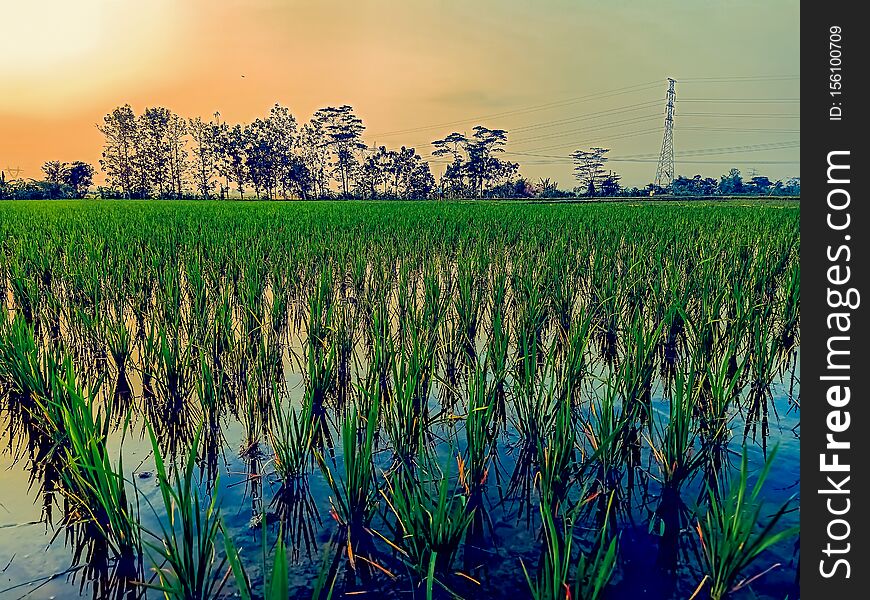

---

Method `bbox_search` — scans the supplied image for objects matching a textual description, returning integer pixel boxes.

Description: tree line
[564,146,800,198]
[92,103,533,200]
[94,103,433,200]
[0,161,94,200]
[0,102,799,200]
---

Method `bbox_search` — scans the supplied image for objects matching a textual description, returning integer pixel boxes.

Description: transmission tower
[654,78,676,189]
[3,166,22,179]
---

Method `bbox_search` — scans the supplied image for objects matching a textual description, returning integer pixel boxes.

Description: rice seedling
[384,326,437,468]
[777,259,800,367]
[301,320,337,450]
[579,378,632,522]
[485,260,510,416]
[8,252,40,327]
[589,257,620,366]
[744,316,778,448]
[0,320,87,527]
[145,323,198,458]
[648,363,708,495]
[0,314,50,416]
[617,308,662,418]
[698,342,746,448]
[315,399,380,568]
[381,452,475,600]
[559,313,592,407]
[461,363,499,496]
[522,488,617,600]
[572,516,619,600]
[266,382,322,555]
[508,349,560,521]
[454,257,483,367]
[223,519,290,600]
[695,448,798,600]
[269,393,315,481]
[141,423,227,600]
[104,304,134,410]
[512,346,559,449]
[51,374,138,547]
[27,359,144,599]
[195,358,227,486]
[645,359,711,569]
[512,264,548,382]
[536,395,576,513]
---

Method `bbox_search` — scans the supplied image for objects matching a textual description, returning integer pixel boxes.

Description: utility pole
[654,78,676,190]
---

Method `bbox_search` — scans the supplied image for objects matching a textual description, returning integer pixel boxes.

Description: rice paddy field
[0,200,799,600]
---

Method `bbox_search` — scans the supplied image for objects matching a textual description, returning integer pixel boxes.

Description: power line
[505,125,800,158]
[680,112,799,118]
[678,126,799,133]
[367,80,664,138]
[372,82,799,159]
[369,76,799,145]
[676,75,800,82]
[510,114,662,145]
[615,158,800,164]
[677,98,800,103]
[414,101,664,155]
[500,127,664,156]
[515,158,800,166]
[508,100,662,134]
[501,140,799,164]
[440,110,798,161]
[405,77,802,179]
[597,141,800,162]
[421,116,662,159]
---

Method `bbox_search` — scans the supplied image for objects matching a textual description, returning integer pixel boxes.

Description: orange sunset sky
[0,0,799,187]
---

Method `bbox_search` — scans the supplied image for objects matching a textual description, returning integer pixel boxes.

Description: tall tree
[395,146,435,199]
[64,161,94,198]
[571,147,610,197]
[139,106,172,197]
[315,105,366,198]
[356,146,389,198]
[432,127,514,198]
[221,123,248,199]
[599,172,621,197]
[244,118,277,199]
[285,158,313,199]
[41,160,66,184]
[432,132,468,197]
[98,104,138,198]
[268,103,298,199]
[299,119,330,199]
[42,160,67,198]
[748,175,772,195]
[353,145,433,199]
[465,126,509,197]
[166,112,188,198]
[189,116,218,198]
[718,168,744,195]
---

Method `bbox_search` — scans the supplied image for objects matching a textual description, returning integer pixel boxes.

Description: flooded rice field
[0,200,799,599]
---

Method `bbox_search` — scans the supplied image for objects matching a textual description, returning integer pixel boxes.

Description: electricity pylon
[654,78,676,189]
[3,166,22,179]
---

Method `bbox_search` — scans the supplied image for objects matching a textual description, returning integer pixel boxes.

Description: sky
[0,0,799,188]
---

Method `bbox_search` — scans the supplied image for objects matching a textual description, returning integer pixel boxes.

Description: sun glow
[1,1,105,74]
[0,0,182,113]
